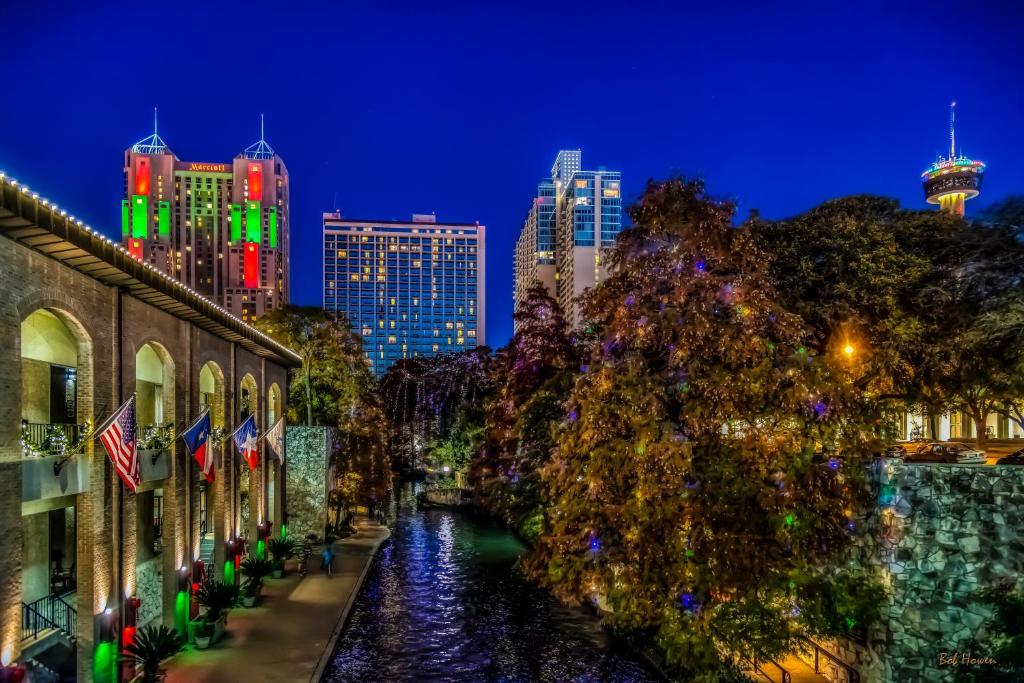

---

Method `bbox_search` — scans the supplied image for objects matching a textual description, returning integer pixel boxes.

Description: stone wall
[136,557,163,628]
[836,462,1024,683]
[284,427,333,541]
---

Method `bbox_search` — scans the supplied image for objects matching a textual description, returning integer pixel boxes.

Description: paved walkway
[753,654,831,683]
[164,519,390,683]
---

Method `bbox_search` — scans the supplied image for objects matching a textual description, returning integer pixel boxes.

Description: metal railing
[802,637,860,683]
[22,594,76,642]
[752,655,791,683]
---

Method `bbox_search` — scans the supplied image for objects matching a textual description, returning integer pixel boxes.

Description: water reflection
[323,485,660,682]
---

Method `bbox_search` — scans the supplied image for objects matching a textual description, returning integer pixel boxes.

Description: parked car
[865,441,907,460]
[882,443,907,459]
[998,448,1024,465]
[907,442,986,465]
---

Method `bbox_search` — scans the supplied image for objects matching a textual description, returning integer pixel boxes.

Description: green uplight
[256,539,266,560]
[94,640,117,683]
[224,561,235,584]
[281,524,287,540]
[784,514,794,527]
[175,591,189,637]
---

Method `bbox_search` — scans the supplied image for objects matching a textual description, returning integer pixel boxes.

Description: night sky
[3,1,1022,347]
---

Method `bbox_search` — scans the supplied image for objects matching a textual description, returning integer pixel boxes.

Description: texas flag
[182,409,214,482]
[232,414,259,471]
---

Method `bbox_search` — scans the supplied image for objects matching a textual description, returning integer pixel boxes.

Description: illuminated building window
[337,250,347,258]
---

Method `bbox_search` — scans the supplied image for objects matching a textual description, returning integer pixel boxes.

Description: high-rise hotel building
[513,150,622,328]
[323,213,486,376]
[121,116,289,321]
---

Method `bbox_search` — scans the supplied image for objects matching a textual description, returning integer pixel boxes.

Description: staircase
[200,536,216,570]
[21,593,77,682]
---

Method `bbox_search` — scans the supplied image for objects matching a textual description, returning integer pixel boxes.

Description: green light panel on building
[230,204,242,243]
[268,207,278,247]
[158,201,171,238]
[131,194,148,239]
[121,200,130,236]
[246,201,261,243]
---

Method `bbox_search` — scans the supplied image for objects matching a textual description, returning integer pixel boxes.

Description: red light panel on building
[244,242,259,288]
[247,162,262,202]
[129,239,144,261]
[134,157,151,196]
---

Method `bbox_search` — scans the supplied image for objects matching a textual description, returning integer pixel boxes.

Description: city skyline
[2,2,1023,346]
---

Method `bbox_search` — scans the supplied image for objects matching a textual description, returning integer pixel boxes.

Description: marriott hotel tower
[121,115,289,321]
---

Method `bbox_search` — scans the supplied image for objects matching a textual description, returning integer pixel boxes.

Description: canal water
[322,485,661,682]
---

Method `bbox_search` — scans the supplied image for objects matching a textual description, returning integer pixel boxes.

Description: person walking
[321,542,335,577]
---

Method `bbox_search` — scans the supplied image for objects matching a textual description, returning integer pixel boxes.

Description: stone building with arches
[0,175,300,679]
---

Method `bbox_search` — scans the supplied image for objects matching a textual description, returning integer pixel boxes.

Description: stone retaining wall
[833,462,1024,682]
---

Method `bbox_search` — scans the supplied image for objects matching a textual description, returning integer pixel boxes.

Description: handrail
[752,655,791,683]
[22,594,77,642]
[801,636,860,683]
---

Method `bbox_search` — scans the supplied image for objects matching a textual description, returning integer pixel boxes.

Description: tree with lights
[752,195,1024,445]
[255,305,373,427]
[524,179,880,677]
[472,283,576,539]
[257,305,390,509]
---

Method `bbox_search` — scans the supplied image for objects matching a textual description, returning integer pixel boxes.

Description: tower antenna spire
[154,107,159,136]
[949,101,956,160]
[242,113,276,159]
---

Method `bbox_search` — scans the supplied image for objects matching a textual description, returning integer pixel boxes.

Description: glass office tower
[323,213,486,376]
[513,150,622,328]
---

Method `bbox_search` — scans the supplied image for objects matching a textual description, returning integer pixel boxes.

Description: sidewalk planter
[241,586,260,608]
[193,621,214,650]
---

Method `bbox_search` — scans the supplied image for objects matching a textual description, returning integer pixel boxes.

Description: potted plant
[268,538,295,578]
[194,578,238,643]
[122,624,185,681]
[240,555,274,605]
[193,621,215,650]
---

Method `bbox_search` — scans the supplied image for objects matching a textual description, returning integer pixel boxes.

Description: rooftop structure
[922,102,985,216]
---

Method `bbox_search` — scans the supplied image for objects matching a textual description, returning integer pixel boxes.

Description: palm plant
[240,555,274,589]
[122,625,184,683]
[268,537,296,562]
[195,578,239,622]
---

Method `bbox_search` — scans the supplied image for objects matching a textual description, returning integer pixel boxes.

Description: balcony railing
[21,422,83,455]
[22,594,76,642]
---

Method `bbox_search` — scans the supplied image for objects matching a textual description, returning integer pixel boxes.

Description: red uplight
[129,239,144,261]
[122,625,136,648]
[248,162,262,201]
[134,157,150,196]
[244,242,259,288]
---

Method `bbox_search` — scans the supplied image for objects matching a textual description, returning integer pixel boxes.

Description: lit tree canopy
[523,179,880,676]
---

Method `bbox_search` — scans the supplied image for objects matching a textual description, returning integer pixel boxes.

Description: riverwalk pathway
[164,519,390,683]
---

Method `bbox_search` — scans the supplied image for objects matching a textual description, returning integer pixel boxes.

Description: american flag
[98,395,140,492]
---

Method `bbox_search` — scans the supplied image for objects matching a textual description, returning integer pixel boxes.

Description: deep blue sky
[3,1,1022,347]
